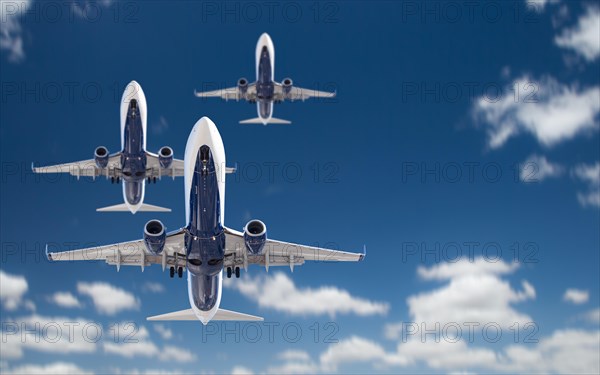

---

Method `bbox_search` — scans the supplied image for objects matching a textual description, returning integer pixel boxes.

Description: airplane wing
[223,227,364,271]
[145,152,185,178]
[274,84,336,102]
[194,84,257,102]
[32,153,122,179]
[46,229,187,271]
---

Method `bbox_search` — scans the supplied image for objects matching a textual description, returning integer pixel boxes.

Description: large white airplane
[32,81,190,214]
[194,33,336,125]
[46,117,365,324]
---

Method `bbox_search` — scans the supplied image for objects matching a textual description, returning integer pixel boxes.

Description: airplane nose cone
[258,32,273,47]
[194,116,216,130]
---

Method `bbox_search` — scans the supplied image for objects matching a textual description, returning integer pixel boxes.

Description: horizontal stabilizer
[147,308,263,322]
[239,117,291,125]
[96,203,171,213]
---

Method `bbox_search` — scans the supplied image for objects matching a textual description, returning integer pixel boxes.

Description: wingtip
[45,244,53,261]
[359,245,367,261]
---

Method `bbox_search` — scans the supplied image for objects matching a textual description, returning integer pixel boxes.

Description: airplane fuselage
[119,82,149,212]
[255,33,275,122]
[183,118,227,324]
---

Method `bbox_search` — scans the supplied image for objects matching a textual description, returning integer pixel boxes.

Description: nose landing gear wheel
[169,266,175,278]
[177,267,183,278]
[226,267,232,278]
[235,267,240,278]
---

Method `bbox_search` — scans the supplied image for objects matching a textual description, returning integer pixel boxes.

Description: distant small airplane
[32,81,189,214]
[46,117,365,325]
[194,33,336,125]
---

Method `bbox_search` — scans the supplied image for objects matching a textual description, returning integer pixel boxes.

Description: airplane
[46,117,365,325]
[32,81,190,214]
[194,33,336,125]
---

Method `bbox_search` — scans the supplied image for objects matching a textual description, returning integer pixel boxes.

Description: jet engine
[282,78,293,96]
[238,78,249,96]
[244,219,267,254]
[158,146,173,169]
[94,146,109,169]
[144,220,166,254]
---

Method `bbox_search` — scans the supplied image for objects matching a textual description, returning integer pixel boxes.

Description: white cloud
[231,366,254,375]
[225,272,388,317]
[519,154,564,182]
[563,288,589,304]
[103,326,195,363]
[410,258,536,329]
[77,282,139,315]
[583,308,600,324]
[277,350,311,362]
[572,162,600,207]
[0,270,29,311]
[472,76,600,149]
[320,336,406,372]
[383,322,405,340]
[555,6,600,61]
[0,314,99,360]
[0,0,30,62]
[153,323,173,340]
[142,282,165,293]
[3,361,93,375]
[525,0,559,13]
[48,292,82,308]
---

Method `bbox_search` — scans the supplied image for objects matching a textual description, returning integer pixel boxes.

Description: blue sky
[1,0,599,374]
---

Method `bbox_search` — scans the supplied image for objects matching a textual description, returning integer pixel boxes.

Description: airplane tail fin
[147,308,263,323]
[239,117,291,125]
[96,203,171,213]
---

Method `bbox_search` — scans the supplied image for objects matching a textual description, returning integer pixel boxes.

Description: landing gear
[153,177,157,184]
[177,267,183,278]
[111,177,114,184]
[169,266,175,278]
[226,267,232,278]
[235,267,240,278]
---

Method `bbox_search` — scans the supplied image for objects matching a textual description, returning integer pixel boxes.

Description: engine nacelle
[144,220,166,255]
[282,78,293,96]
[238,77,249,96]
[94,146,109,169]
[244,219,267,255]
[158,146,173,169]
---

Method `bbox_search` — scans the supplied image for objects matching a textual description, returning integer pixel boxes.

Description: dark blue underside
[185,145,225,311]
[121,100,146,205]
[257,46,274,119]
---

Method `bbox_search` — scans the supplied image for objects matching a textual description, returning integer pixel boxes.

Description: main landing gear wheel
[111,177,114,184]
[153,177,157,184]
[169,266,175,278]
[178,267,183,278]
[235,267,240,278]
[226,267,232,278]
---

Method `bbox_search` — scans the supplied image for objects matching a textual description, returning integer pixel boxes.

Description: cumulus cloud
[472,76,600,149]
[103,325,195,363]
[142,282,165,293]
[583,308,600,324]
[231,366,255,375]
[77,282,139,315]
[225,272,388,317]
[555,6,600,61]
[0,0,30,62]
[519,154,564,182]
[572,162,600,207]
[0,314,99,360]
[48,292,82,309]
[2,361,93,375]
[0,270,32,311]
[410,258,536,329]
[153,323,173,340]
[563,288,589,304]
